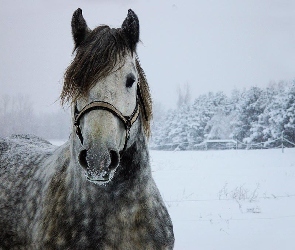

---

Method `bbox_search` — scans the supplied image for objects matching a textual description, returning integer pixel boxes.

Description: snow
[48,139,67,146]
[150,148,295,250]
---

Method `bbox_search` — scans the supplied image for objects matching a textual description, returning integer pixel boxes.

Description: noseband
[74,88,143,152]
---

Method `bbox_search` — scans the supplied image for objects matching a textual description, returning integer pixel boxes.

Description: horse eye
[126,74,136,88]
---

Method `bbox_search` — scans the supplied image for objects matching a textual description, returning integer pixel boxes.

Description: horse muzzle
[78,148,120,184]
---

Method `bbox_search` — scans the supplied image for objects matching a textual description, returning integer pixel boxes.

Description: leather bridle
[74,87,143,152]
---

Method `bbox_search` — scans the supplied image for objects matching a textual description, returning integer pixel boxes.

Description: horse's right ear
[71,8,90,50]
[121,9,140,52]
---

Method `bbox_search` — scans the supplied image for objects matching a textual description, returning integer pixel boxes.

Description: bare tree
[177,82,191,108]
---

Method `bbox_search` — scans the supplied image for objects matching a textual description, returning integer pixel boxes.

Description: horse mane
[135,57,152,138]
[60,25,152,138]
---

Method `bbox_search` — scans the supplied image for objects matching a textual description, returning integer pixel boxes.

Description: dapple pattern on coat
[0,8,174,250]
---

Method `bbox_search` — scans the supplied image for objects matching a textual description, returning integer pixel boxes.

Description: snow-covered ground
[49,139,295,249]
[150,148,295,250]
[49,139,67,146]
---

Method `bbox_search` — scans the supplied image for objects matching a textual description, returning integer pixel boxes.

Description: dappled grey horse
[0,9,174,249]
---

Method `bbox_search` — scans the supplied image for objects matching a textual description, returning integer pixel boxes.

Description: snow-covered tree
[247,81,295,146]
[231,87,266,142]
[265,82,295,145]
[284,82,295,144]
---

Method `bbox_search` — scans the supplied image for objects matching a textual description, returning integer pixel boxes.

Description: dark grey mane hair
[135,57,152,138]
[61,13,152,138]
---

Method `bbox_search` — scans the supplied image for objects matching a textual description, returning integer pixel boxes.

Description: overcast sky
[1,0,295,112]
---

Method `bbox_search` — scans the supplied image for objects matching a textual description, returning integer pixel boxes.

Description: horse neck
[116,126,151,188]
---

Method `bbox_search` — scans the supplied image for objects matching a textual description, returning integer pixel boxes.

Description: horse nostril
[79,149,88,169]
[109,150,119,170]
[102,171,110,179]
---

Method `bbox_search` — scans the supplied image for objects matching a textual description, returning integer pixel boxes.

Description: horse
[0,8,174,249]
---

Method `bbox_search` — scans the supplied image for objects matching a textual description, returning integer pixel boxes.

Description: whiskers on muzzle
[78,149,120,185]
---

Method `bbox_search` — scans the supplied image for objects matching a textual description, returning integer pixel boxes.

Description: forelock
[61,25,133,104]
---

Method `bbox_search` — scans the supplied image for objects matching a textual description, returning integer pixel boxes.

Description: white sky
[1,0,295,112]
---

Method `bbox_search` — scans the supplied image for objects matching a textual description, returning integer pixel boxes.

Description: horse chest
[100,197,173,249]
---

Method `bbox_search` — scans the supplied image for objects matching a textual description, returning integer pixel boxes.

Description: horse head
[61,9,152,185]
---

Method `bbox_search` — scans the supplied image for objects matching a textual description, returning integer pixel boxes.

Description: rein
[74,86,145,151]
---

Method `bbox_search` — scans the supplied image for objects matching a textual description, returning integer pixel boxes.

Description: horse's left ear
[71,8,90,50]
[121,9,140,52]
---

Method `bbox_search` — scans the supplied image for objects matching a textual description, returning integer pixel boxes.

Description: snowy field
[50,140,295,249]
[150,148,295,250]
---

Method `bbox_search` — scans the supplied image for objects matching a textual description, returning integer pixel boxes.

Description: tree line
[0,94,70,140]
[151,81,295,150]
